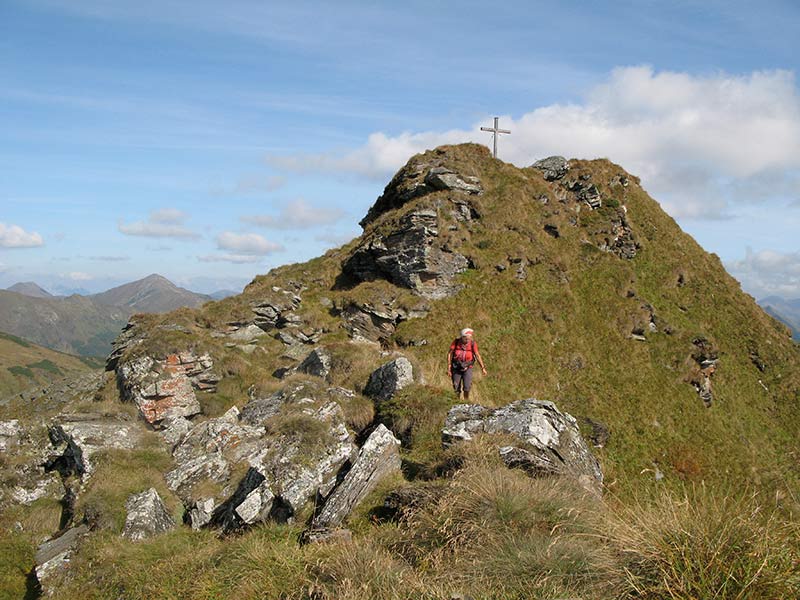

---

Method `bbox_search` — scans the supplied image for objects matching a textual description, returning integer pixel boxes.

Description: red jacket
[450,339,478,367]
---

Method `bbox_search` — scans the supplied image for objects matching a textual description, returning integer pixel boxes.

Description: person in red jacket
[447,327,487,400]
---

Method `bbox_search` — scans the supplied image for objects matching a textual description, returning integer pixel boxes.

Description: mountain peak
[6,281,53,298]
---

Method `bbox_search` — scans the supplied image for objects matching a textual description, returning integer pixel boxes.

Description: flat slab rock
[35,524,90,595]
[442,399,603,493]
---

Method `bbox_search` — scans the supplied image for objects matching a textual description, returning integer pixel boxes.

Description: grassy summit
[4,144,798,599]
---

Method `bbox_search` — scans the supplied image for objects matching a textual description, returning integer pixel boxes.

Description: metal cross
[481,116,511,159]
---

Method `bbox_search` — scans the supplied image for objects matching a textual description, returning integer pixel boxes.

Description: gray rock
[531,156,569,181]
[312,424,401,529]
[122,488,175,541]
[12,471,64,506]
[442,399,603,493]
[424,167,483,195]
[343,209,470,299]
[226,323,267,342]
[364,357,415,401]
[301,527,353,545]
[0,419,22,451]
[296,347,333,381]
[166,380,356,531]
[46,416,145,478]
[35,524,90,595]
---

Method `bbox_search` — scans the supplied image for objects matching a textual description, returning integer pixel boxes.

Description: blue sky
[1,0,799,297]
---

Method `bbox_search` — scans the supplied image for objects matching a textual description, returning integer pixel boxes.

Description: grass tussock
[608,485,800,599]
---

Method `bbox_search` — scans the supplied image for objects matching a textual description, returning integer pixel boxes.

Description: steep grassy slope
[0,331,101,398]
[119,144,800,496]
[4,144,799,599]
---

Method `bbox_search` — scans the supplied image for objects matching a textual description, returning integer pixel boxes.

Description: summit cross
[481,116,511,159]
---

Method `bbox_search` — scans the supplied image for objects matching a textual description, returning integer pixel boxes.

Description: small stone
[122,488,175,541]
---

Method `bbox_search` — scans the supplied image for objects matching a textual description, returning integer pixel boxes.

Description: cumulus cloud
[727,248,800,298]
[118,208,199,239]
[215,231,284,256]
[267,67,800,220]
[242,198,345,230]
[0,222,44,248]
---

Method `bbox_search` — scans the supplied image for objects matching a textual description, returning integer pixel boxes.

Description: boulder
[45,415,145,478]
[339,297,429,344]
[122,488,175,541]
[35,524,90,595]
[531,156,569,181]
[364,357,415,402]
[442,399,603,493]
[343,209,471,299]
[311,424,401,529]
[424,167,483,195]
[296,347,333,381]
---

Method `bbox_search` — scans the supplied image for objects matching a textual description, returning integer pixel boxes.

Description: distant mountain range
[0,274,217,356]
[759,296,800,341]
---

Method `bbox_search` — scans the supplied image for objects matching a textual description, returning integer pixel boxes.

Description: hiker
[447,327,487,400]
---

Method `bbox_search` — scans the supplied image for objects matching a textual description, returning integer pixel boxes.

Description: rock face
[344,209,470,299]
[364,357,415,401]
[311,424,401,529]
[442,399,603,493]
[531,156,569,181]
[164,380,356,531]
[45,415,145,478]
[296,347,333,380]
[116,352,219,427]
[424,166,483,195]
[122,488,175,541]
[337,295,429,344]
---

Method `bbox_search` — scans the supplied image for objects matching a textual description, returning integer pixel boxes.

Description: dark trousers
[452,367,473,394]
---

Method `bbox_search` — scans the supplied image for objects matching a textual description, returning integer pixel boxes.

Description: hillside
[0,331,101,398]
[0,275,211,357]
[1,144,798,599]
[760,296,800,341]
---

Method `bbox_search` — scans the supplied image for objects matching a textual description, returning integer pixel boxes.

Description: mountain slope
[760,296,800,341]
[90,274,210,313]
[6,281,53,298]
[0,331,101,398]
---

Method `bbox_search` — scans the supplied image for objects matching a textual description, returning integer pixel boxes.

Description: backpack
[452,339,477,372]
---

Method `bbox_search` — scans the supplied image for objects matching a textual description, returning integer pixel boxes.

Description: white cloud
[727,248,800,298]
[118,208,199,239]
[197,254,263,264]
[242,198,345,230]
[267,67,800,220]
[216,232,283,255]
[68,271,93,281]
[0,223,44,248]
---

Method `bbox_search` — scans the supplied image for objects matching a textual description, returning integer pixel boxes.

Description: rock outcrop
[35,524,90,595]
[442,399,603,493]
[116,352,219,427]
[165,380,356,530]
[344,209,471,299]
[531,156,569,181]
[122,488,175,541]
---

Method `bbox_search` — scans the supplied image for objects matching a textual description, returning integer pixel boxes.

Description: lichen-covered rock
[531,156,569,181]
[424,167,483,194]
[296,347,333,380]
[122,488,175,541]
[0,419,22,451]
[45,415,145,478]
[165,380,356,531]
[364,357,415,401]
[311,424,401,529]
[35,524,89,596]
[338,296,429,343]
[116,352,219,427]
[251,288,302,332]
[343,209,471,299]
[442,399,603,493]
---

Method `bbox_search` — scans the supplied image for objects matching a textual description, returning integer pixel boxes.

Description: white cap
[460,328,474,337]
